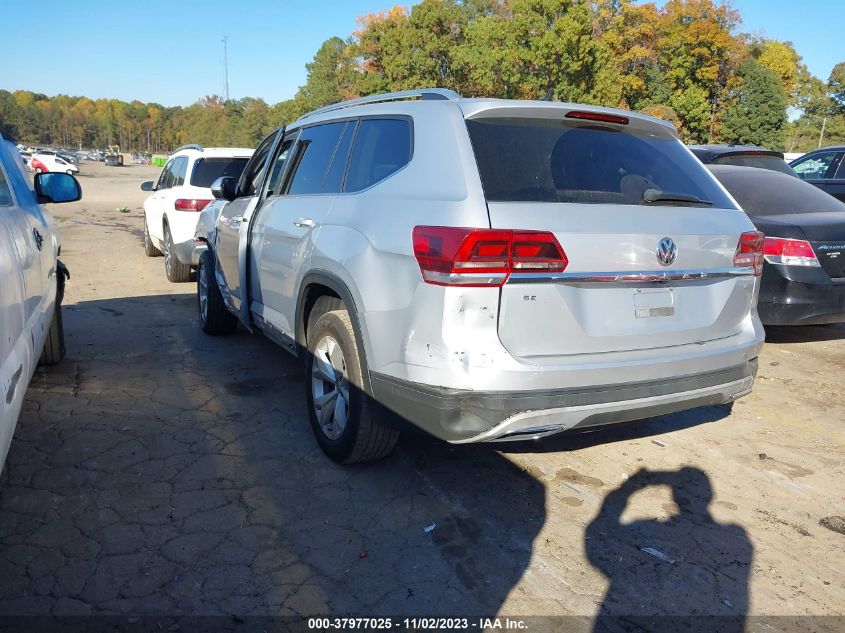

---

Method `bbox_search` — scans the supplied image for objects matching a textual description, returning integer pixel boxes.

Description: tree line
[1,0,843,153]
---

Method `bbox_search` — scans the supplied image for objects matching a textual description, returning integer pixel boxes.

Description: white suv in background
[141,144,253,281]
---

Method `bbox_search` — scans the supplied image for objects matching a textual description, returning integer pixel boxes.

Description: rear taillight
[175,198,212,212]
[412,226,568,286]
[763,237,820,267]
[733,231,765,276]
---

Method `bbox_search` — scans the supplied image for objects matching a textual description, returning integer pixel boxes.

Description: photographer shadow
[586,467,751,633]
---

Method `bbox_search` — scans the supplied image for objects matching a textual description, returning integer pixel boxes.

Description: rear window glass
[709,167,845,216]
[190,157,249,188]
[466,117,736,208]
[712,154,795,176]
[345,119,412,192]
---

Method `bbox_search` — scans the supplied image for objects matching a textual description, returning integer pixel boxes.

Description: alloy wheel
[198,262,209,324]
[311,335,350,440]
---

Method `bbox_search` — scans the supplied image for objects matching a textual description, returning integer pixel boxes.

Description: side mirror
[141,180,155,191]
[211,176,236,201]
[34,172,81,204]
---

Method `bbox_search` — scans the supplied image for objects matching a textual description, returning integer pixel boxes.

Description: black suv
[789,146,845,203]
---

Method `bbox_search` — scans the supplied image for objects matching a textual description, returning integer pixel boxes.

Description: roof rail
[298,88,461,121]
[172,144,203,154]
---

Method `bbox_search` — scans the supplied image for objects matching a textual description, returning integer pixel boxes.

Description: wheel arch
[297,271,373,394]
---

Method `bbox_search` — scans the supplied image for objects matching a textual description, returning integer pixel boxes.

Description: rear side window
[287,122,346,195]
[713,154,795,176]
[190,157,250,188]
[466,117,736,208]
[345,118,412,193]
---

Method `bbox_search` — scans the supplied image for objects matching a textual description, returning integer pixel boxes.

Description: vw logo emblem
[656,237,677,266]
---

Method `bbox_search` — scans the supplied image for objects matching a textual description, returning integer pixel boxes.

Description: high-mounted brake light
[733,231,765,276]
[175,198,212,212]
[412,226,568,286]
[565,111,629,125]
[763,237,820,267]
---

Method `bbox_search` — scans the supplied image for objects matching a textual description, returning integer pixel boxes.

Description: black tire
[39,304,65,366]
[163,223,192,282]
[197,250,238,336]
[143,216,162,257]
[305,297,398,464]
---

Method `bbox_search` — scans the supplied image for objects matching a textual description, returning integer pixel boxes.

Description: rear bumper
[759,265,845,325]
[370,358,757,443]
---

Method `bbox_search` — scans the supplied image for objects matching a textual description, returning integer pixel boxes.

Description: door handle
[229,216,243,227]
[32,228,44,251]
[293,217,315,228]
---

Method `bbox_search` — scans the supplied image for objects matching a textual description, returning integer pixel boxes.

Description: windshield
[190,157,250,188]
[712,154,796,176]
[465,117,736,208]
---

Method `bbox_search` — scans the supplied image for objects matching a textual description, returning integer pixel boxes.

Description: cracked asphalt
[0,162,843,625]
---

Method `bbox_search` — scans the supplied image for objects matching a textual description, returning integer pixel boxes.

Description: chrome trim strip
[506,267,754,284]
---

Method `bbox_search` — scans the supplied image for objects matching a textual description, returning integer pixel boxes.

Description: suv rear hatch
[463,108,758,358]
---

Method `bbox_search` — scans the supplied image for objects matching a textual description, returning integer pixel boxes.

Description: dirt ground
[0,161,843,628]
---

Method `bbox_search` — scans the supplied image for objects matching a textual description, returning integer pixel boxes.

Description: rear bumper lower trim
[370,359,758,443]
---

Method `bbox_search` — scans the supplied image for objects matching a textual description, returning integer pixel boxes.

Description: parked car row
[144,90,766,463]
[134,90,845,465]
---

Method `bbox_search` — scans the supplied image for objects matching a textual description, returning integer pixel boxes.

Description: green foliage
[829,62,845,112]
[719,58,787,149]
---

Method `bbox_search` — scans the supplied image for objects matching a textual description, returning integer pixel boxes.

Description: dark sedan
[789,146,845,203]
[708,164,845,325]
[690,144,796,176]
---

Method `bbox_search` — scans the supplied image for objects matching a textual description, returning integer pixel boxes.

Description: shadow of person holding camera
[586,467,751,633]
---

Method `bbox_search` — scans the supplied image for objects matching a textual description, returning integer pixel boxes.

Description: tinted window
[190,157,250,188]
[466,117,736,208]
[172,157,188,187]
[345,119,411,193]
[322,121,356,194]
[157,160,175,189]
[0,166,12,206]
[709,166,845,216]
[713,154,796,176]
[792,152,838,180]
[239,132,277,197]
[287,122,345,195]
[266,138,295,196]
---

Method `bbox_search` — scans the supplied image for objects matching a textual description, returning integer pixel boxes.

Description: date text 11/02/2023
[307,617,529,630]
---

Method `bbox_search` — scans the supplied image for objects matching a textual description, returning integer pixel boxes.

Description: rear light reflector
[733,230,765,276]
[175,198,212,212]
[412,226,568,286]
[763,237,820,267]
[565,111,629,125]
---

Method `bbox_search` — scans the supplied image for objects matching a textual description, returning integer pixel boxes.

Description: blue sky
[0,0,841,107]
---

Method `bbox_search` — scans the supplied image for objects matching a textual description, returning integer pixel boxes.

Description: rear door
[464,113,757,358]
[251,121,354,336]
[825,156,845,203]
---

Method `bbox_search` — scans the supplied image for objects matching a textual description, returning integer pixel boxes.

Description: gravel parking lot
[0,162,843,625]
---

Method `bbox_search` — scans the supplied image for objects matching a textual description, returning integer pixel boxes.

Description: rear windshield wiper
[642,188,713,206]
